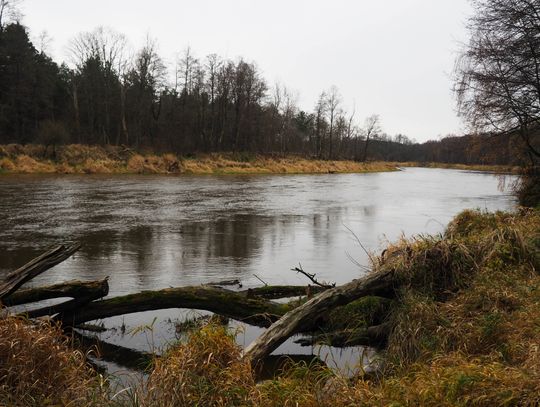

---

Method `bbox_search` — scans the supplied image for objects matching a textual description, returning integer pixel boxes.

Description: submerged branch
[292,264,336,289]
[295,322,391,348]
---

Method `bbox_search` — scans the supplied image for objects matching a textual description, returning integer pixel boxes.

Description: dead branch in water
[292,263,336,289]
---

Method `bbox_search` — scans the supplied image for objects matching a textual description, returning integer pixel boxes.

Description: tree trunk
[61,286,291,327]
[3,278,108,306]
[0,243,81,300]
[23,278,109,320]
[243,269,395,365]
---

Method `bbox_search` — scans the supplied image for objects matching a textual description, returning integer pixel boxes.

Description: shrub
[516,166,540,208]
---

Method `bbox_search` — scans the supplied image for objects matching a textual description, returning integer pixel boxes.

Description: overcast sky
[21,0,473,142]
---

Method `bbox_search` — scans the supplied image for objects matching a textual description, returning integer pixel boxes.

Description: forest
[0,18,535,166]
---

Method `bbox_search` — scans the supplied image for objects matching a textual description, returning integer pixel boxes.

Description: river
[0,167,517,374]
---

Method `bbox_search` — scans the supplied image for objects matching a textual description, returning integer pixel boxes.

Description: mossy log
[61,286,292,327]
[0,243,81,300]
[3,279,108,306]
[21,278,109,320]
[243,269,395,365]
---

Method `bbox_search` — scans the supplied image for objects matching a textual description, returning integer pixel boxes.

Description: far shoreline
[0,144,518,176]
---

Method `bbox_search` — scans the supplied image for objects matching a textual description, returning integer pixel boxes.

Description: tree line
[0,6,536,166]
[0,21,387,159]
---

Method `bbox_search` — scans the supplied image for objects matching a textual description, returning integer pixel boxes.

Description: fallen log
[3,279,108,307]
[20,278,109,320]
[206,279,241,287]
[0,243,81,300]
[61,286,291,327]
[76,323,107,332]
[243,269,395,365]
[244,285,325,300]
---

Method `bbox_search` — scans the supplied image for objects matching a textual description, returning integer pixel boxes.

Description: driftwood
[1,244,398,372]
[0,244,107,323]
[243,269,395,365]
[24,278,109,320]
[0,243,81,300]
[292,264,336,289]
[4,279,108,306]
[206,279,241,287]
[245,285,325,299]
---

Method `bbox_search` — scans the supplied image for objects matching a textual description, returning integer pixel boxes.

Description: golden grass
[141,324,255,407]
[0,316,108,406]
[0,144,396,175]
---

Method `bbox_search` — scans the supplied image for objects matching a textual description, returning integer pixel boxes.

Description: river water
[0,168,517,374]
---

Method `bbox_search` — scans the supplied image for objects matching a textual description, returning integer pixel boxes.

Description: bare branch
[292,263,335,289]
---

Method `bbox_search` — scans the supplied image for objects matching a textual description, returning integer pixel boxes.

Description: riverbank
[396,161,520,174]
[1,144,516,176]
[0,144,397,175]
[1,208,538,406]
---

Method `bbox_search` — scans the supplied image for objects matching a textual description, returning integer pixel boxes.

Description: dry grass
[0,316,108,406]
[0,144,396,175]
[140,324,255,407]
[356,208,540,405]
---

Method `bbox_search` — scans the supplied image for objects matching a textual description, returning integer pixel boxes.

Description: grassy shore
[0,144,397,175]
[1,208,539,406]
[0,144,517,175]
[396,161,521,174]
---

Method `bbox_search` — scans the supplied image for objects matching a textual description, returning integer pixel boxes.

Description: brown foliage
[0,317,108,406]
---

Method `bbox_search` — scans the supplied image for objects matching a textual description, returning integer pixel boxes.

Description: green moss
[325,296,392,331]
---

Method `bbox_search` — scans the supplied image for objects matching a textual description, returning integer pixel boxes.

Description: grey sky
[21,0,472,142]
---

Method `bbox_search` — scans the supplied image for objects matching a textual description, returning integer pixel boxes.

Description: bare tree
[362,114,380,162]
[270,83,298,153]
[314,92,327,158]
[205,53,222,148]
[177,46,199,98]
[68,26,129,74]
[454,0,540,162]
[67,27,131,144]
[36,30,52,54]
[345,103,361,160]
[325,86,341,159]
[0,0,22,30]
